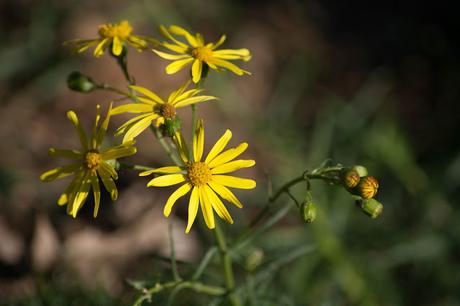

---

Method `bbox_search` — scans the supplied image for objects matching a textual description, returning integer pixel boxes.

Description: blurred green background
[1,0,460,305]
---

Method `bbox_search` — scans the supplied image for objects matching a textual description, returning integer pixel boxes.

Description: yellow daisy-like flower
[65,20,156,57]
[40,104,137,217]
[111,81,216,143]
[140,120,256,233]
[153,25,252,83]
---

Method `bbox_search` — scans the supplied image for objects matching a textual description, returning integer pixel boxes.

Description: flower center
[158,103,176,120]
[98,21,133,39]
[84,151,101,170]
[187,162,212,186]
[191,46,213,61]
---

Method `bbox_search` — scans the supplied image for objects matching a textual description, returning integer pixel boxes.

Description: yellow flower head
[40,104,137,217]
[153,25,252,83]
[65,20,157,57]
[111,81,217,143]
[139,120,256,233]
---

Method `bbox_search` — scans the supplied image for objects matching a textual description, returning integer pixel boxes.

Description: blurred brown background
[1,0,460,305]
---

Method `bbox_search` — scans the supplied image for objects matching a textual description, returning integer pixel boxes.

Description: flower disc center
[98,21,133,39]
[159,103,176,120]
[191,47,213,61]
[85,151,101,170]
[187,162,212,186]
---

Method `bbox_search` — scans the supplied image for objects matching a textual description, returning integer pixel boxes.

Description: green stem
[150,125,183,166]
[115,51,134,85]
[192,246,218,280]
[168,222,181,281]
[249,165,344,229]
[133,280,225,306]
[118,162,153,172]
[213,222,241,306]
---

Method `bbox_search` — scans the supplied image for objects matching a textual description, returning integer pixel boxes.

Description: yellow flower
[153,25,251,83]
[65,20,156,57]
[40,104,137,217]
[111,81,216,143]
[140,120,256,233]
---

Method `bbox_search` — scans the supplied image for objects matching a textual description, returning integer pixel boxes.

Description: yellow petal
[208,181,243,208]
[153,49,189,60]
[115,113,155,136]
[127,35,149,50]
[199,187,215,229]
[193,119,204,162]
[211,159,255,174]
[165,58,194,75]
[57,172,85,206]
[168,80,191,103]
[112,36,123,56]
[204,130,232,163]
[212,48,251,61]
[122,114,155,143]
[97,167,118,201]
[208,143,248,168]
[207,58,250,75]
[90,105,102,148]
[174,95,217,108]
[100,146,137,161]
[129,85,165,104]
[204,185,233,224]
[191,59,202,83]
[163,183,192,217]
[173,132,190,163]
[66,111,88,150]
[111,103,153,115]
[168,25,198,47]
[139,166,183,176]
[93,38,110,57]
[158,25,188,48]
[147,174,186,187]
[172,88,203,105]
[99,161,118,180]
[211,175,256,189]
[162,42,189,54]
[95,102,112,148]
[70,172,91,217]
[210,35,226,50]
[185,187,199,233]
[40,164,81,182]
[90,172,101,218]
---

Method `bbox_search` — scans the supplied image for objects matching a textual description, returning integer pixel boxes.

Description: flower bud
[67,71,96,93]
[354,176,379,199]
[341,169,360,189]
[352,165,368,177]
[300,202,317,223]
[245,248,264,272]
[356,198,383,218]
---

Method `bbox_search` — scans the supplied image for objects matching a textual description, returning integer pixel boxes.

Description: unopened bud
[353,176,379,199]
[352,165,368,177]
[67,71,96,93]
[341,169,360,189]
[245,248,264,272]
[356,198,383,218]
[300,202,317,223]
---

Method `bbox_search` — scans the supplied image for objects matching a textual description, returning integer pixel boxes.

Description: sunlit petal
[211,175,256,189]
[164,183,192,217]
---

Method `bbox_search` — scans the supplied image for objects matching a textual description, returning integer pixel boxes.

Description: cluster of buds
[340,166,383,218]
[297,164,383,224]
